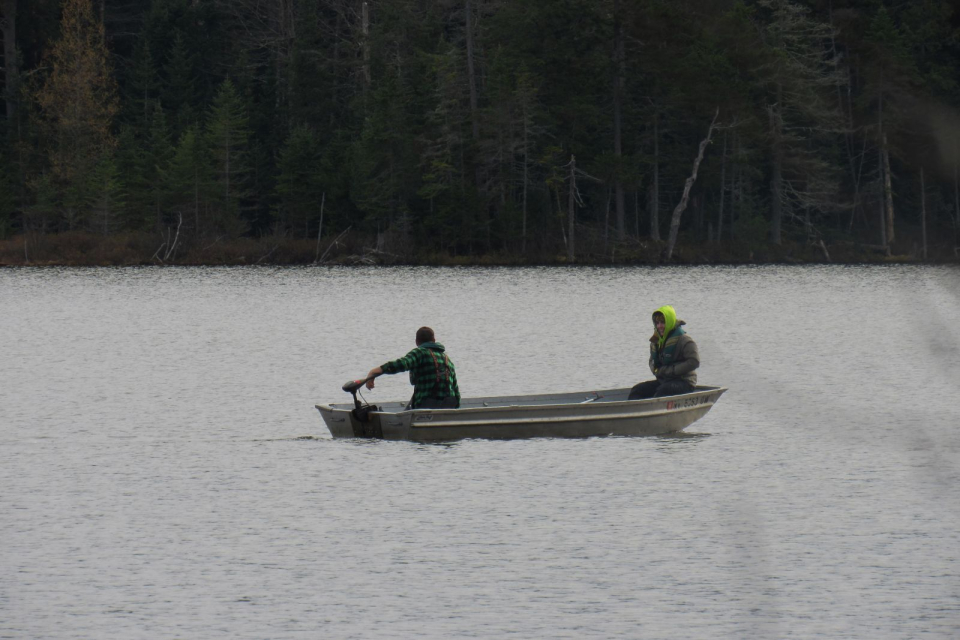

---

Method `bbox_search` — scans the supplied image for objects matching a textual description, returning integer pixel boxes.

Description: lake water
[2,265,959,639]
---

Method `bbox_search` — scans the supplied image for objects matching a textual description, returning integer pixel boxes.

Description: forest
[2,0,960,265]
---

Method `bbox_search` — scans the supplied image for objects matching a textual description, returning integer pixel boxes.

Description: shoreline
[1,232,957,267]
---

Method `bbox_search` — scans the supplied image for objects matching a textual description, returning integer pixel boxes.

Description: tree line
[2,0,960,264]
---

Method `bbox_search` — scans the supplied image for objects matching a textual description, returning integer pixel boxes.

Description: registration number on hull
[666,395,710,410]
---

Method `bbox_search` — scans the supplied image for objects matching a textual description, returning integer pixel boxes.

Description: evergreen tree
[898,0,959,100]
[754,0,845,245]
[163,30,199,137]
[125,39,159,129]
[88,157,124,236]
[115,124,150,230]
[276,125,325,238]
[858,5,916,247]
[24,173,58,254]
[286,0,329,130]
[144,105,175,229]
[2,0,20,124]
[5,0,960,262]
[418,44,471,248]
[205,79,251,236]
[166,125,214,239]
[0,148,14,238]
[34,0,119,231]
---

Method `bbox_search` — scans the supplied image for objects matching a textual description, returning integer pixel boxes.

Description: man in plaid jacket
[365,327,461,409]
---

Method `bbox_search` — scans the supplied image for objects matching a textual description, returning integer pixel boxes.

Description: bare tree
[717,130,727,244]
[361,1,370,88]
[920,167,927,261]
[665,108,719,262]
[214,0,299,128]
[611,0,625,240]
[567,155,576,261]
[514,71,541,255]
[464,0,480,142]
[1,0,17,121]
[649,110,661,241]
[882,129,895,246]
[756,0,846,245]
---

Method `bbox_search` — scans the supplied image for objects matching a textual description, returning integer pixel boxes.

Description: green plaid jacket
[380,342,461,409]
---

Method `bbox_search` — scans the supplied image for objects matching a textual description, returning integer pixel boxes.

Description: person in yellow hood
[628,304,700,400]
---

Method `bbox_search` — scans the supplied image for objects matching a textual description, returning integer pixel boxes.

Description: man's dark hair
[416,326,435,345]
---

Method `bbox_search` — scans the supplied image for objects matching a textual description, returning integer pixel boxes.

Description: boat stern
[316,403,386,438]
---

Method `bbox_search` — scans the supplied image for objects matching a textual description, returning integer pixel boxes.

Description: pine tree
[163,30,199,137]
[144,105,175,229]
[514,68,544,254]
[166,125,214,239]
[24,174,58,259]
[754,0,845,245]
[34,0,119,231]
[205,79,251,236]
[88,157,124,236]
[286,0,328,129]
[125,39,159,129]
[899,0,959,100]
[417,44,470,248]
[0,148,14,238]
[855,5,917,248]
[115,124,150,231]
[276,125,324,238]
[2,0,19,124]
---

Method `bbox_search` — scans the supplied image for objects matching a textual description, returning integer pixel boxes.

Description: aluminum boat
[317,384,726,442]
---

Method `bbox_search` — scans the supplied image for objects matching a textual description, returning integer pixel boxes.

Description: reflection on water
[1,265,959,639]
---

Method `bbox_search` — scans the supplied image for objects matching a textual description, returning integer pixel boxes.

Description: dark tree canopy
[3,0,960,264]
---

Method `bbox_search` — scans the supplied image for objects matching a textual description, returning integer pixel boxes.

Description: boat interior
[326,386,722,414]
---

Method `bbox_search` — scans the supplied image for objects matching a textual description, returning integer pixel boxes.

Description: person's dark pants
[628,379,694,400]
[410,396,460,410]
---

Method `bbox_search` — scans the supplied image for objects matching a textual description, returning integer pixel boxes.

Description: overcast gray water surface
[2,265,959,639]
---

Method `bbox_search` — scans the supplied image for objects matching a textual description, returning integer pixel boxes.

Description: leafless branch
[318,226,352,264]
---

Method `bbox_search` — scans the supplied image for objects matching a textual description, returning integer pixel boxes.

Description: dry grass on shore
[0,230,955,267]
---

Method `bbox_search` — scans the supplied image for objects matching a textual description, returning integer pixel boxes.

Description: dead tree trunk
[1,0,17,121]
[717,130,727,244]
[920,167,927,261]
[465,0,480,142]
[361,2,371,89]
[521,110,529,255]
[877,79,887,249]
[882,132,895,245]
[693,194,702,233]
[665,108,719,261]
[603,185,612,251]
[733,130,741,240]
[954,137,959,235]
[612,0,625,239]
[830,3,862,235]
[274,0,295,119]
[769,87,784,245]
[649,112,660,241]
[463,0,488,249]
[634,190,640,237]
[314,192,326,263]
[568,155,576,262]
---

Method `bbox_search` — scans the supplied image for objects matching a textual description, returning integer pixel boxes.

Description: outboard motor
[342,378,383,438]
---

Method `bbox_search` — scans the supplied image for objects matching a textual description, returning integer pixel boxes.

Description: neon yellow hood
[653,304,678,348]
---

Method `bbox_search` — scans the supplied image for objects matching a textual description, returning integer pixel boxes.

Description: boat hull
[316,386,726,442]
